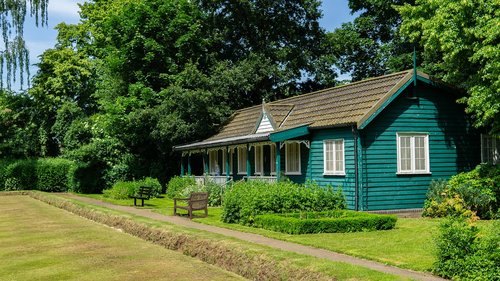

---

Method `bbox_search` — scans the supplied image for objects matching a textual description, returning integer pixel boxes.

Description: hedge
[0,158,77,192]
[254,210,397,234]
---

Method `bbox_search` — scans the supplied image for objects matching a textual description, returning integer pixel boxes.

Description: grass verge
[24,191,408,281]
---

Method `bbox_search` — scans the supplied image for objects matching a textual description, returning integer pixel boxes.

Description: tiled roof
[175,69,417,150]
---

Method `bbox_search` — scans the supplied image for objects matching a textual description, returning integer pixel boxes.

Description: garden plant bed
[254,210,397,234]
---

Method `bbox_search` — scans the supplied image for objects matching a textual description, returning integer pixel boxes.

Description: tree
[0,0,49,89]
[398,0,500,132]
[329,0,415,81]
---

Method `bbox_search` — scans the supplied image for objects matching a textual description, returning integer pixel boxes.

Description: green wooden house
[173,69,481,211]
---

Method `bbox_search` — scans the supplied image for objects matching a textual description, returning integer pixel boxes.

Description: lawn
[78,193,438,272]
[50,192,408,281]
[0,195,245,281]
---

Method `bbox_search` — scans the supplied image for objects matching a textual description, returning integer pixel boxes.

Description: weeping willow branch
[0,0,48,90]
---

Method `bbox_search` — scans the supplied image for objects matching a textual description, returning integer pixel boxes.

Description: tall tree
[329,0,415,81]
[399,0,500,132]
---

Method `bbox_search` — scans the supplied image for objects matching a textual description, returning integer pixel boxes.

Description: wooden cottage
[173,70,482,211]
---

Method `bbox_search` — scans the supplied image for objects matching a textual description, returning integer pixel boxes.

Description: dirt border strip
[60,193,446,281]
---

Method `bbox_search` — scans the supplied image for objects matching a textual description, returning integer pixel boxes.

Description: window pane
[255,146,262,174]
[238,147,246,173]
[287,142,300,173]
[270,144,276,174]
[400,136,411,171]
[335,140,344,172]
[414,136,426,171]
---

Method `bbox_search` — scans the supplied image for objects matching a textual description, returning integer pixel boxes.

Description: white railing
[193,176,232,186]
[246,176,278,183]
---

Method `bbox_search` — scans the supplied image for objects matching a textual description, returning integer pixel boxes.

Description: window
[237,146,247,174]
[222,149,233,175]
[270,144,276,175]
[397,133,430,174]
[254,145,263,175]
[209,150,219,175]
[481,134,500,164]
[324,139,345,175]
[285,142,301,174]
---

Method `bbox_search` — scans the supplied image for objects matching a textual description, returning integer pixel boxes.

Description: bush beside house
[221,180,346,225]
[423,164,500,219]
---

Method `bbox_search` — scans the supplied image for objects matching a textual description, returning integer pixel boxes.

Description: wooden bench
[173,192,208,219]
[131,186,153,206]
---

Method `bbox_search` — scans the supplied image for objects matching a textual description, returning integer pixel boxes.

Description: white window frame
[237,146,247,175]
[270,143,276,175]
[481,134,500,164]
[208,150,219,175]
[396,133,430,174]
[323,139,345,176]
[285,142,301,175]
[254,145,264,175]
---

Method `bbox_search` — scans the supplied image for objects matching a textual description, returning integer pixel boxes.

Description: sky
[17,0,357,91]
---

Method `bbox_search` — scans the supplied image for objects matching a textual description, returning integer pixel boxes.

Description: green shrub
[423,165,500,219]
[67,162,106,194]
[166,176,195,198]
[0,159,15,190]
[204,180,226,207]
[434,218,500,280]
[3,159,37,190]
[36,158,76,192]
[103,177,162,200]
[221,180,346,225]
[254,211,397,234]
[103,181,136,199]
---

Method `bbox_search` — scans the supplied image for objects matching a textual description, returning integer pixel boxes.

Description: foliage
[221,180,346,225]
[328,0,415,81]
[3,159,37,190]
[0,158,76,192]
[103,177,162,200]
[166,176,196,199]
[0,0,49,89]
[434,217,500,280]
[423,165,500,219]
[0,158,14,190]
[254,211,397,234]
[36,158,76,192]
[399,0,500,132]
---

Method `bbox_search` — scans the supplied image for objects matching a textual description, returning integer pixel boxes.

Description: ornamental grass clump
[221,180,346,225]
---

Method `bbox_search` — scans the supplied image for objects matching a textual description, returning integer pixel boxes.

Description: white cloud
[48,0,83,18]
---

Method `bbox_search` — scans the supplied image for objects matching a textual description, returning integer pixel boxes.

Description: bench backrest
[189,192,208,209]
[138,186,153,198]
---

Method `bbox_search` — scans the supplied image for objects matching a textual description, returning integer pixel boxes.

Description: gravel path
[62,194,446,281]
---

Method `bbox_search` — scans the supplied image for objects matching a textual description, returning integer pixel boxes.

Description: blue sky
[18,0,356,90]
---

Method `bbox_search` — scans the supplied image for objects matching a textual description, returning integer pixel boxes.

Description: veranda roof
[174,69,436,151]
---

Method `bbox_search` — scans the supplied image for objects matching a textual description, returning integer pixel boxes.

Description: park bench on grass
[131,186,153,207]
[173,192,208,219]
